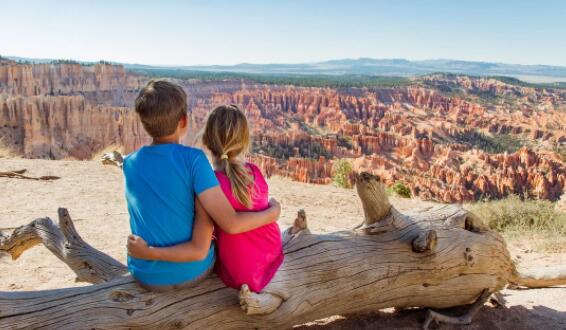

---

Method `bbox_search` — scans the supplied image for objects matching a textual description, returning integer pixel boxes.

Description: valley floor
[0,158,564,329]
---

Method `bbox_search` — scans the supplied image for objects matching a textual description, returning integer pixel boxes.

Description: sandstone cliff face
[0,62,148,159]
[0,62,144,97]
[0,95,146,159]
[1,61,564,203]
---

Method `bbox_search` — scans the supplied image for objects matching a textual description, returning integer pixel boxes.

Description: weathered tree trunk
[0,172,564,329]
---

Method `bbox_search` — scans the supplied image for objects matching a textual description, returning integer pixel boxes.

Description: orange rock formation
[1,60,565,202]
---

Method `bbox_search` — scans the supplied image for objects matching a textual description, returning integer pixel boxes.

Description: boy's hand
[127,235,153,259]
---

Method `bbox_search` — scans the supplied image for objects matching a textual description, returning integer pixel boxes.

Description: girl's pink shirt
[214,163,284,292]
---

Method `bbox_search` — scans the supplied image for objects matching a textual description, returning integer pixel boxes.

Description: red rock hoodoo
[1,61,565,202]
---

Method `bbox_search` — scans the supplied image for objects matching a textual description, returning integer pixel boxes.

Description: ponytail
[221,157,254,209]
[202,104,255,209]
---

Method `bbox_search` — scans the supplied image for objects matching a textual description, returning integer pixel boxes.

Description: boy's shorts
[136,256,215,292]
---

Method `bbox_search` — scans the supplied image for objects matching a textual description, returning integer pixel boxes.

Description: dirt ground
[0,158,564,329]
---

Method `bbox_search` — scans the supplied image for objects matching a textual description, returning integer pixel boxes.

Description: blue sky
[1,0,565,66]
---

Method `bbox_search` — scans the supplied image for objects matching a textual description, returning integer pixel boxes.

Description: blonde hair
[202,104,254,208]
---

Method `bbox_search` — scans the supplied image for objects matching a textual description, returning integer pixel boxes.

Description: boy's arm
[197,186,281,234]
[127,199,214,262]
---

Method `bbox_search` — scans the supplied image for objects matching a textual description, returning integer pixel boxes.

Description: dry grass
[556,194,566,214]
[502,230,566,253]
[465,195,566,252]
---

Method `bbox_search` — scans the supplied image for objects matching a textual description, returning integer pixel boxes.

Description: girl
[128,104,284,294]
[202,104,284,293]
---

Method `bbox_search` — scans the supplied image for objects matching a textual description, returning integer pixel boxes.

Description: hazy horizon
[6,55,566,69]
[2,0,566,67]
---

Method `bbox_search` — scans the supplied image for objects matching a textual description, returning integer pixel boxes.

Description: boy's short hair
[134,80,187,138]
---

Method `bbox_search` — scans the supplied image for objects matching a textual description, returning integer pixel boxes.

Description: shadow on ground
[296,303,566,329]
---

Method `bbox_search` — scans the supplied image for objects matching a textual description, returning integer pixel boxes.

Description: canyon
[1,58,565,203]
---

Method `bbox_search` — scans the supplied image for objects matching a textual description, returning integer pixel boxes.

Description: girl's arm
[127,199,214,262]
[197,186,281,234]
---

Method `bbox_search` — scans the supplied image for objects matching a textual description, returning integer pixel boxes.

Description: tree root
[510,265,566,288]
[422,289,491,329]
[489,292,506,307]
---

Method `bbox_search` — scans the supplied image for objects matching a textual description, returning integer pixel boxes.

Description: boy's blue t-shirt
[123,144,219,286]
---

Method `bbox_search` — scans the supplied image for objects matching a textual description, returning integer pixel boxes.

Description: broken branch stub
[355,172,391,225]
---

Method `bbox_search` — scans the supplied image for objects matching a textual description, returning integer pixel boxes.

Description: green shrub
[332,159,353,189]
[553,145,566,162]
[252,140,331,160]
[451,131,523,154]
[126,68,411,88]
[50,59,80,65]
[387,181,411,198]
[337,135,353,148]
[464,195,566,234]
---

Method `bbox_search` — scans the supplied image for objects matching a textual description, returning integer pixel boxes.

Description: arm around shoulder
[198,186,281,234]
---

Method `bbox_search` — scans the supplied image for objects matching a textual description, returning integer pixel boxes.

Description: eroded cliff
[0,60,148,159]
[1,60,565,202]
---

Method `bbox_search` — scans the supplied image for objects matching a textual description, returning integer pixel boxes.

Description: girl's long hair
[202,104,254,208]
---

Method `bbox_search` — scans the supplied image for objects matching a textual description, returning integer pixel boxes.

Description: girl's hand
[268,197,281,219]
[127,235,153,259]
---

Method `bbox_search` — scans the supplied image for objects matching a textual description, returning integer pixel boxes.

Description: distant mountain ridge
[172,58,566,82]
[5,55,566,83]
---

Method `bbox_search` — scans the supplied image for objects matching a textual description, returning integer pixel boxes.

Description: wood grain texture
[0,172,564,329]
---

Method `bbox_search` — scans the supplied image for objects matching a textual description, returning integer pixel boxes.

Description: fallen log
[0,172,564,329]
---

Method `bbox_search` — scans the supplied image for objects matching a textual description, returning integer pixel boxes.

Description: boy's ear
[179,114,188,128]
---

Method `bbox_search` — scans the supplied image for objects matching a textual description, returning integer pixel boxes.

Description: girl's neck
[212,160,223,172]
[212,157,224,171]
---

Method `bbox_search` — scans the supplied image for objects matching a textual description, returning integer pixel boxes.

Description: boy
[124,80,280,291]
